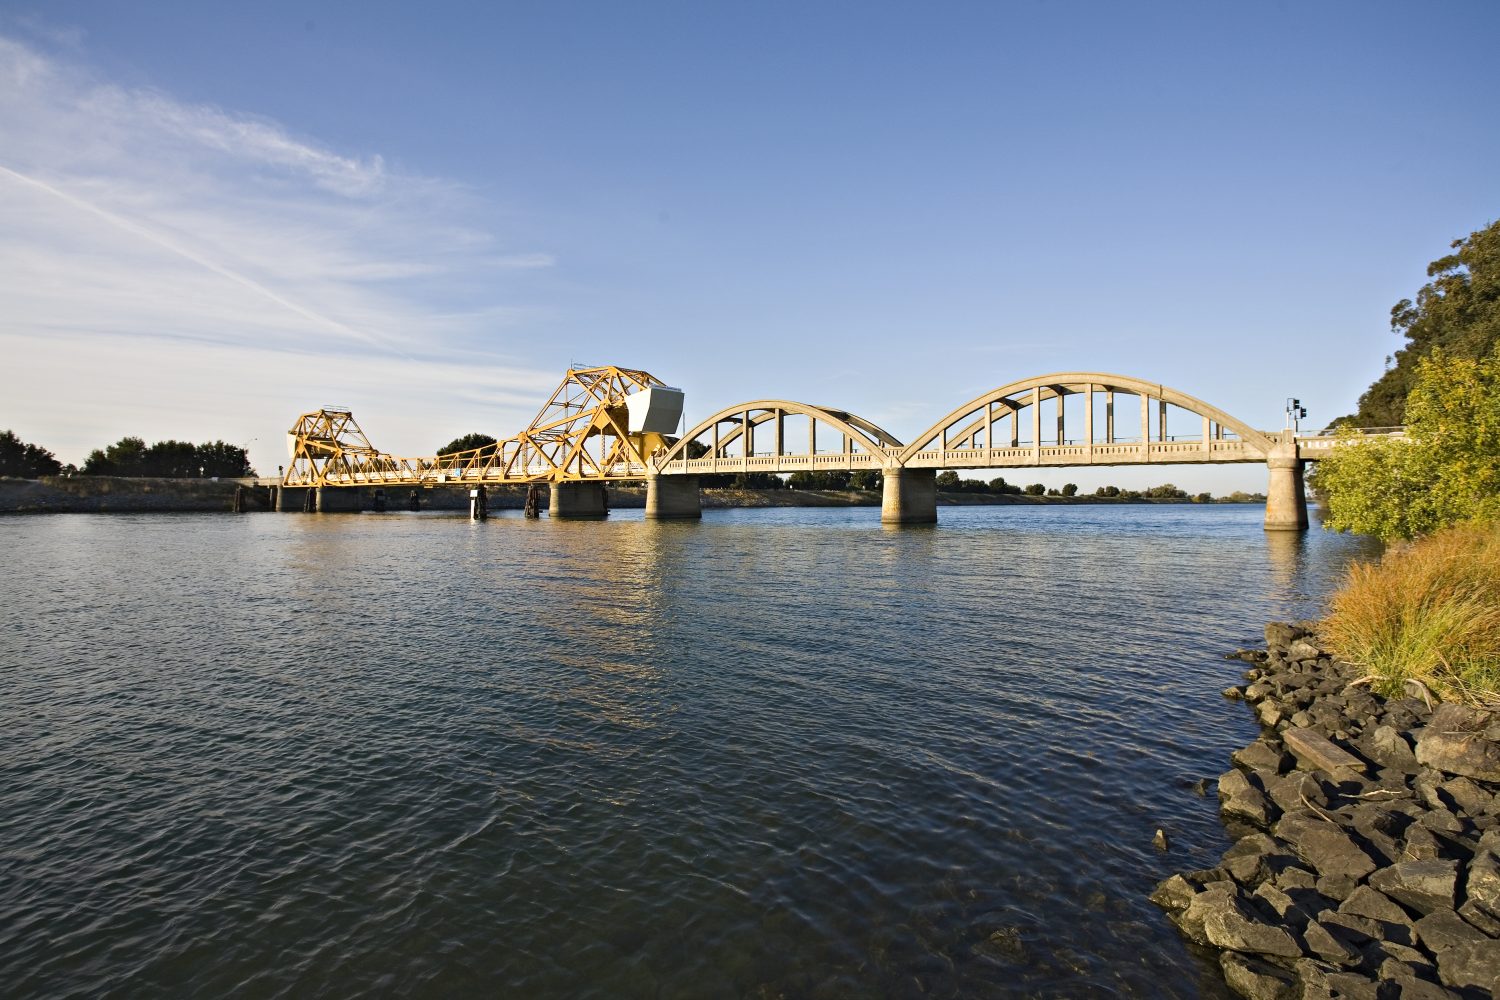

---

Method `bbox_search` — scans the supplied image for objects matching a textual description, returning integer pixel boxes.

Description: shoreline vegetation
[0,476,1267,514]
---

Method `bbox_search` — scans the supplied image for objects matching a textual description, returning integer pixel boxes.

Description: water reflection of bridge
[281,367,1403,531]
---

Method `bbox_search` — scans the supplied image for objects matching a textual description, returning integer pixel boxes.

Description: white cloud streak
[0,32,560,474]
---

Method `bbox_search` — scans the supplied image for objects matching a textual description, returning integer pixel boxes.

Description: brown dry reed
[1322,521,1500,705]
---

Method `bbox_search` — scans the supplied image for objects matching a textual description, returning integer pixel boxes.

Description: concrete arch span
[653,399,904,471]
[900,372,1276,466]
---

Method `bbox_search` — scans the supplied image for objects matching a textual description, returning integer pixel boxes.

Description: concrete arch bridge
[282,367,1402,530]
[646,372,1397,530]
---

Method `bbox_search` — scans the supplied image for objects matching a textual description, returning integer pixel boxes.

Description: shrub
[1322,521,1500,703]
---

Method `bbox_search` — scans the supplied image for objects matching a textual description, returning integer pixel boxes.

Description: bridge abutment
[550,481,609,519]
[881,468,937,524]
[1264,442,1308,532]
[646,475,701,520]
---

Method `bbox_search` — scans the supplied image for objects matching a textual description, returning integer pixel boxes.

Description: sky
[2,1,1498,492]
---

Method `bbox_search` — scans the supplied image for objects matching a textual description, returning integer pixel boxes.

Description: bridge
[279,365,1404,530]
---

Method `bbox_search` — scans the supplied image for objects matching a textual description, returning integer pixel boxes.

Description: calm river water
[0,504,1379,998]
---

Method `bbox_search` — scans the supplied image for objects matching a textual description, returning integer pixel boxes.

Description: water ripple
[0,506,1376,998]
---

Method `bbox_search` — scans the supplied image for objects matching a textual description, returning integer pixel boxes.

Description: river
[0,504,1379,998]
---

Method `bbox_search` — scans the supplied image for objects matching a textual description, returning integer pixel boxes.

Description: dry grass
[1322,521,1500,705]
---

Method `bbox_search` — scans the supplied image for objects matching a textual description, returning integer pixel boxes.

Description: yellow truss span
[283,366,678,488]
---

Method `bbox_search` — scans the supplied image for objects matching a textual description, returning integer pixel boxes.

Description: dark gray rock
[1303,917,1362,966]
[1275,811,1379,881]
[1222,833,1293,886]
[1439,776,1492,818]
[1221,769,1276,828]
[1234,741,1293,775]
[1416,704,1500,782]
[1288,638,1323,662]
[1404,824,1443,862]
[1257,700,1287,729]
[1457,899,1500,937]
[1183,887,1303,958]
[1149,873,1198,911]
[1437,938,1500,995]
[1362,725,1422,773]
[1418,808,1466,836]
[1414,909,1492,954]
[1265,621,1310,650]
[1463,831,1500,924]
[1275,867,1318,892]
[1337,885,1412,926]
[1219,951,1299,1000]
[1369,860,1459,915]
[1316,875,1359,903]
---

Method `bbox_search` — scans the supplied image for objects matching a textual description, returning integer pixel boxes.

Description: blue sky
[2,1,1497,491]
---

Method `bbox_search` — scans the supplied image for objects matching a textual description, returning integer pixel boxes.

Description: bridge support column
[277,486,311,511]
[317,486,364,513]
[881,467,937,525]
[646,475,701,520]
[1264,445,1308,532]
[549,481,608,519]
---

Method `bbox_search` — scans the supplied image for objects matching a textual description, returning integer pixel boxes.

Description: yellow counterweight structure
[282,365,683,488]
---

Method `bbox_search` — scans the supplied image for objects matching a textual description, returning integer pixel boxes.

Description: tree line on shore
[0,432,255,479]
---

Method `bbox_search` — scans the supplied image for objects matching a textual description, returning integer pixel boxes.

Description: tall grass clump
[1322,521,1500,704]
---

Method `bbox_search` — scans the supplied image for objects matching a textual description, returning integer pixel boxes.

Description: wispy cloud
[0,31,559,470]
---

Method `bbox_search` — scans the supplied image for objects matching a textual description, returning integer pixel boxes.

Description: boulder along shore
[1152,622,1500,999]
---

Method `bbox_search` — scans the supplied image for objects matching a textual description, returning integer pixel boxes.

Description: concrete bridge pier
[317,486,364,513]
[881,467,938,524]
[550,482,609,519]
[646,475,702,520]
[276,486,312,511]
[1264,441,1308,532]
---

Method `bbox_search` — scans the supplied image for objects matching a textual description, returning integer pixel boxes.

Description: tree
[438,432,497,455]
[1313,346,1500,539]
[1024,483,1045,496]
[1343,219,1500,427]
[195,441,255,477]
[1095,485,1120,498]
[1144,483,1188,499]
[849,469,883,491]
[1060,483,1078,497]
[80,436,254,477]
[0,431,63,477]
[83,436,146,475]
[935,471,960,489]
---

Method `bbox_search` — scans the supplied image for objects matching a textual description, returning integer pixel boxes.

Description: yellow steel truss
[283,365,678,487]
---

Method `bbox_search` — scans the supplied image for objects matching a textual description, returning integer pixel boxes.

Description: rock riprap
[1154,622,1500,999]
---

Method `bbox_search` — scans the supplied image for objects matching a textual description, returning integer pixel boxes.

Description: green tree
[1314,346,1500,539]
[0,431,63,477]
[1095,485,1121,497]
[196,441,255,477]
[1144,483,1187,499]
[1024,483,1045,496]
[935,471,960,489]
[83,436,147,475]
[438,432,497,455]
[849,469,883,491]
[1060,483,1078,497]
[1343,219,1500,427]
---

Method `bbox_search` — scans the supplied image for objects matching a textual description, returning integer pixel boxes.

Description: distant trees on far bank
[81,437,255,478]
[0,431,63,477]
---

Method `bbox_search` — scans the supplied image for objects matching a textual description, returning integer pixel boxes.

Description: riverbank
[1153,623,1500,998]
[0,476,1263,514]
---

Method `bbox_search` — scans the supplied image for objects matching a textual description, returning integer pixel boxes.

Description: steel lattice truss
[283,366,675,487]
